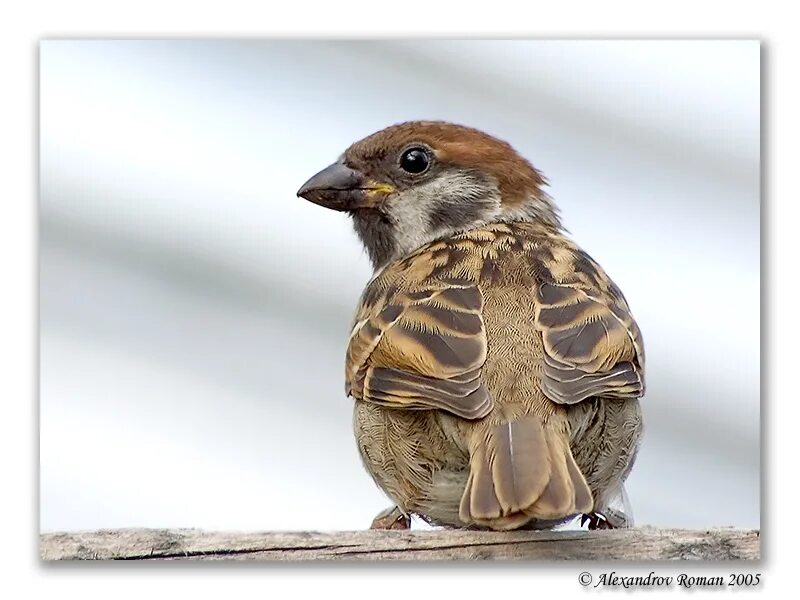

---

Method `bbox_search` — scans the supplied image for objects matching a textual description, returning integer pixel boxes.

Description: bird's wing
[346,277,492,420]
[533,249,645,405]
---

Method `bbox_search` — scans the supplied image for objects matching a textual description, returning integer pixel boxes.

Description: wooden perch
[40,527,759,561]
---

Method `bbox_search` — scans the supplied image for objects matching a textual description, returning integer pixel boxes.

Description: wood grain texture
[40,527,759,561]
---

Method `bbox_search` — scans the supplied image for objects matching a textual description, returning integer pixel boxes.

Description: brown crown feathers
[345,121,551,205]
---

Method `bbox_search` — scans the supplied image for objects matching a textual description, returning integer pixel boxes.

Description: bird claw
[581,512,615,530]
[370,506,410,530]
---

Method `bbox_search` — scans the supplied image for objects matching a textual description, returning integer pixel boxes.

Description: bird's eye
[399,147,430,174]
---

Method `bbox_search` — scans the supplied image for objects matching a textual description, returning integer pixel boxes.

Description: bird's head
[297,121,560,269]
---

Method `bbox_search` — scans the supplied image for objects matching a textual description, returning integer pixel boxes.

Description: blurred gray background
[39,40,760,532]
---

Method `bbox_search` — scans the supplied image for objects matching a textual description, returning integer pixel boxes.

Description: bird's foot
[370,506,410,530]
[581,512,615,530]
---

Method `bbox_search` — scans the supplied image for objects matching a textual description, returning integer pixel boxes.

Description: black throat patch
[351,209,396,269]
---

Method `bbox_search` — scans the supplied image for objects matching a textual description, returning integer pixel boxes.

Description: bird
[297,121,645,531]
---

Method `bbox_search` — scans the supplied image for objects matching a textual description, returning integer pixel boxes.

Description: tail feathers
[459,416,593,529]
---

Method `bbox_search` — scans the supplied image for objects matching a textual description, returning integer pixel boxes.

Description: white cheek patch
[386,171,502,260]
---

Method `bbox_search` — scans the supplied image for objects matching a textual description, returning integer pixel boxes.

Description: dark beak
[297,161,370,212]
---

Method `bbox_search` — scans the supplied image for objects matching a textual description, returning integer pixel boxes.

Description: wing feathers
[364,366,492,419]
[541,355,641,404]
[535,278,645,404]
[347,282,492,419]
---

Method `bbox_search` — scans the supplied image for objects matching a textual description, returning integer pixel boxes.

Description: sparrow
[297,121,645,531]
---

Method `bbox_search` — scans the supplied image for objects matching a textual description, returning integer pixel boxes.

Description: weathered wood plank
[40,527,759,561]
